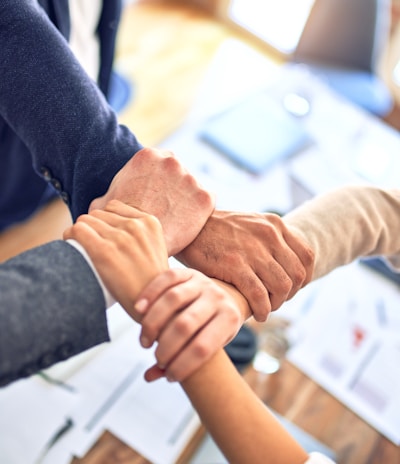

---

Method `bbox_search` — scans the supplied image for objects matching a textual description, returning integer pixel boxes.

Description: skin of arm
[182,349,309,464]
[64,200,170,311]
[136,269,309,463]
[175,210,315,322]
[177,185,400,462]
[67,201,252,382]
[137,269,250,382]
[133,185,400,462]
[67,201,309,463]
[0,201,171,386]
[89,147,216,257]
[100,185,400,384]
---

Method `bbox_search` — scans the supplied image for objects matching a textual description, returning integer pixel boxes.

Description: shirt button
[60,191,70,205]
[39,166,52,181]
[50,178,62,191]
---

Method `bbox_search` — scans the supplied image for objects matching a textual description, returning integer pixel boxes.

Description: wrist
[66,239,116,308]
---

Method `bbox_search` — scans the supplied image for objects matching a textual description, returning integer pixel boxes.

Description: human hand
[134,268,244,383]
[63,200,169,314]
[89,147,215,256]
[176,210,314,322]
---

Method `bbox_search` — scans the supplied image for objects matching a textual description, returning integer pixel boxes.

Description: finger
[63,224,74,240]
[163,315,236,382]
[65,220,108,255]
[152,298,218,368]
[102,200,148,219]
[144,364,166,383]
[256,259,293,312]
[230,270,272,322]
[258,243,307,306]
[283,229,315,289]
[135,268,193,317]
[139,272,202,348]
[75,213,128,240]
[266,215,314,293]
[87,208,141,228]
[256,214,308,304]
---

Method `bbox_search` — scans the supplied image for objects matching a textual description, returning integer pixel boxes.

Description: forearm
[0,1,142,219]
[181,349,308,464]
[284,185,400,280]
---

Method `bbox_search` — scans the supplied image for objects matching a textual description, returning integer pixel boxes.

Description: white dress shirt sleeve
[66,239,117,308]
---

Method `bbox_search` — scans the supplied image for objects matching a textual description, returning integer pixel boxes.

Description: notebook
[199,91,312,174]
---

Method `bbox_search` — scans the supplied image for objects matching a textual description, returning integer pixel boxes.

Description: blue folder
[199,92,312,174]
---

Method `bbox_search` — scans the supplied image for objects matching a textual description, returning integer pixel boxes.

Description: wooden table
[1,3,400,463]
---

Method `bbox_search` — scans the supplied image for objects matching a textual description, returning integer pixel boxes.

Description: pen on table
[34,417,74,464]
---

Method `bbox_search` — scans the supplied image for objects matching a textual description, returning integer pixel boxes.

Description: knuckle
[106,199,121,209]
[293,265,307,287]
[303,246,315,269]
[145,214,162,231]
[196,188,214,209]
[164,152,180,169]
[230,306,242,325]
[265,212,284,227]
[280,274,293,295]
[160,268,178,280]
[166,287,184,306]
[191,339,211,360]
[70,221,86,233]
[174,314,195,337]
[113,230,130,248]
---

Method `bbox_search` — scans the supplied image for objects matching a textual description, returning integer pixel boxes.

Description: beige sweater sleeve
[284,185,400,280]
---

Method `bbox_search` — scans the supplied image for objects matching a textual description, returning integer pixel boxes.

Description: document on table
[0,375,77,464]
[0,304,200,464]
[62,320,200,464]
[286,263,400,444]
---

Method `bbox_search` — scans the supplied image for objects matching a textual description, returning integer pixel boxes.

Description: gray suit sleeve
[0,241,109,387]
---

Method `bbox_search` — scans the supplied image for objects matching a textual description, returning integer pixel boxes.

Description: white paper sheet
[45,316,200,464]
[105,374,199,464]
[287,263,400,444]
[0,376,77,464]
[0,306,200,464]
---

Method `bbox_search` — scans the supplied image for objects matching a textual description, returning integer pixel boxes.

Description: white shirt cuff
[306,452,336,464]
[66,239,117,308]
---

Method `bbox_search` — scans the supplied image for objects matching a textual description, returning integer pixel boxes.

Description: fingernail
[166,373,175,382]
[135,298,148,314]
[140,335,152,348]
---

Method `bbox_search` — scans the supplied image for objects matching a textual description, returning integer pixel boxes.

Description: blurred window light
[228,0,315,54]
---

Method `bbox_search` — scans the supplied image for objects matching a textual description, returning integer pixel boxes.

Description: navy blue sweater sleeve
[0,0,142,220]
